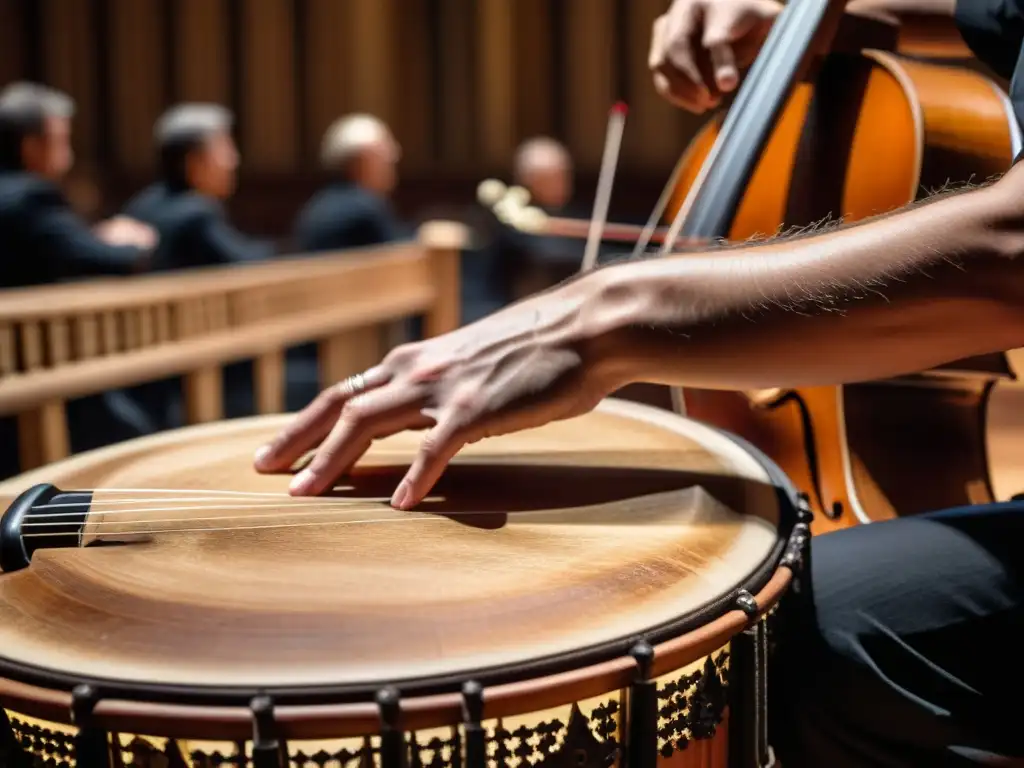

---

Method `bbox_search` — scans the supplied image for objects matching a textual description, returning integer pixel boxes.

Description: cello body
[666,49,1022,533]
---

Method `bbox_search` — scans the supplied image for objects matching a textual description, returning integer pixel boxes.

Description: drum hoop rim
[0,399,801,730]
[0,568,792,740]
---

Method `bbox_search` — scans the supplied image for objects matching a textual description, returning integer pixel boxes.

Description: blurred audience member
[514,136,574,212]
[0,81,155,289]
[0,82,158,479]
[461,137,594,324]
[122,104,275,428]
[123,103,273,270]
[294,114,407,251]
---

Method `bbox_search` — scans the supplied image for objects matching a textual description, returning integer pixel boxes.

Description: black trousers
[772,502,1024,767]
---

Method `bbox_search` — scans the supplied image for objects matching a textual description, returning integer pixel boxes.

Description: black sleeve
[26,188,143,277]
[196,215,275,264]
[954,0,1024,79]
[362,198,410,244]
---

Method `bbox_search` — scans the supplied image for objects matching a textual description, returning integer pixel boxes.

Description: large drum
[0,398,809,768]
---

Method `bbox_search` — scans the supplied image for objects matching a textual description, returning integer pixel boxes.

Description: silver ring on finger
[337,372,368,398]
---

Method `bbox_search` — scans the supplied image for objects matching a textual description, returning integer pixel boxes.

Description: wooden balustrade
[0,220,466,470]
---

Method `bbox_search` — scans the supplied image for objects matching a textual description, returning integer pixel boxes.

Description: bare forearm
[847,0,954,19]
[578,174,1024,390]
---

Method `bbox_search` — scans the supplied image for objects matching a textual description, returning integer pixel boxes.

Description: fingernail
[391,481,410,510]
[290,469,314,495]
[253,445,271,467]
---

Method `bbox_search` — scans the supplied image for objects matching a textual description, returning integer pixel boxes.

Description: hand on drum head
[650,0,782,113]
[252,291,626,509]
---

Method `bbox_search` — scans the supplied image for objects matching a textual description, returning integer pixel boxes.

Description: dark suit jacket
[0,170,143,288]
[122,183,273,271]
[293,181,407,252]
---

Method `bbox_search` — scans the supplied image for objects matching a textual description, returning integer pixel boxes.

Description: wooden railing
[0,221,466,470]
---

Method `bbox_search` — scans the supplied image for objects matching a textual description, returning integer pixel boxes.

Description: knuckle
[339,396,369,424]
[385,343,419,369]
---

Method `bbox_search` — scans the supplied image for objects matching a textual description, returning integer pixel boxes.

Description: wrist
[571,261,701,388]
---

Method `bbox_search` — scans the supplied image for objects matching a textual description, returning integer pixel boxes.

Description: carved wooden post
[419,221,466,338]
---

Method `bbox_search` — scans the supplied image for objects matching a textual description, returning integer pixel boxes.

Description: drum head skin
[0,399,785,701]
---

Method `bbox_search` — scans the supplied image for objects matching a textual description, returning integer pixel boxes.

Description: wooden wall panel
[347,0,398,126]
[304,0,350,167]
[3,0,698,196]
[513,0,555,142]
[476,0,516,170]
[437,0,477,169]
[173,0,230,105]
[393,0,434,173]
[107,0,167,173]
[564,0,619,169]
[0,0,26,88]
[40,0,98,166]
[622,0,693,173]
[239,0,297,172]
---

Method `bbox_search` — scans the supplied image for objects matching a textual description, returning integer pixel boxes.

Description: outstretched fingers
[288,383,433,496]
[253,367,389,473]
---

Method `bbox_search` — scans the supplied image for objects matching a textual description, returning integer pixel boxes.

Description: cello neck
[679,0,849,240]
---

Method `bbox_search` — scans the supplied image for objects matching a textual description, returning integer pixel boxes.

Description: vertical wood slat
[0,325,16,374]
[394,0,434,173]
[254,350,285,414]
[18,403,70,470]
[19,324,43,370]
[184,367,224,423]
[622,0,695,172]
[155,304,172,342]
[476,0,516,170]
[303,0,351,167]
[100,313,119,355]
[107,0,166,172]
[173,0,230,104]
[564,0,619,171]
[513,0,556,141]
[421,227,463,338]
[347,0,397,124]
[40,0,98,167]
[437,0,476,168]
[47,319,71,364]
[239,0,297,172]
[75,316,100,359]
[0,0,25,86]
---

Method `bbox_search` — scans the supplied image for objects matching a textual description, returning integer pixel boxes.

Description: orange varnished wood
[665,48,1017,531]
[0,399,791,762]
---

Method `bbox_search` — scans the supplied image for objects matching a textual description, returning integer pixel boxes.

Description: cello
[663,12,1021,532]
[487,5,1022,534]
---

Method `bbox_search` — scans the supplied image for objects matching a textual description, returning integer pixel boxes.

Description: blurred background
[0,0,700,231]
[0,0,1000,485]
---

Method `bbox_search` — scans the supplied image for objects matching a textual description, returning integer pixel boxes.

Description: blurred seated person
[0,81,158,479]
[288,115,409,409]
[0,81,155,288]
[462,137,596,324]
[123,103,274,270]
[121,104,275,428]
[293,114,407,252]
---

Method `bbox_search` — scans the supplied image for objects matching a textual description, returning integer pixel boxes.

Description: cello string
[67,488,309,497]
[32,499,399,512]
[629,151,689,262]
[21,503,548,527]
[27,497,445,520]
[22,515,448,539]
[24,509,406,528]
[581,103,627,273]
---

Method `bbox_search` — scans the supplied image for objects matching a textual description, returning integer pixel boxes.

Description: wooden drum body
[0,400,809,768]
